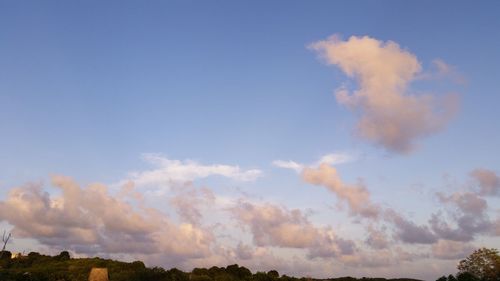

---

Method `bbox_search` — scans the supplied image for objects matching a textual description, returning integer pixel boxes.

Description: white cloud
[310,35,459,153]
[273,152,354,173]
[272,160,304,173]
[125,154,262,188]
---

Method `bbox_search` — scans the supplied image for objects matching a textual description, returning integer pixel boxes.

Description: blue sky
[1,1,500,280]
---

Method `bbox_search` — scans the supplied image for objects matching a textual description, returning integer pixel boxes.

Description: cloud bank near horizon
[1,155,499,278]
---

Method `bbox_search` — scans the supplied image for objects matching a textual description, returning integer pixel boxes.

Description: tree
[267,270,279,279]
[252,272,273,281]
[457,272,479,281]
[56,251,70,261]
[226,264,252,279]
[458,248,500,281]
[0,231,11,259]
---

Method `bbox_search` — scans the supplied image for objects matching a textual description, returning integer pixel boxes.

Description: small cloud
[432,59,452,76]
[470,168,500,196]
[315,153,354,166]
[302,164,380,219]
[273,152,355,174]
[421,59,467,85]
[272,160,304,173]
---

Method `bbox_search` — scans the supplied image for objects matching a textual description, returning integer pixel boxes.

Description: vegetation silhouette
[435,248,500,281]
[0,250,423,281]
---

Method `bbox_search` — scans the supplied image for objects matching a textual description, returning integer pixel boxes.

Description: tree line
[0,250,420,281]
[0,247,498,281]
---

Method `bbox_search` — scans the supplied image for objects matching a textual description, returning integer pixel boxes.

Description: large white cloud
[310,35,459,153]
[0,176,213,262]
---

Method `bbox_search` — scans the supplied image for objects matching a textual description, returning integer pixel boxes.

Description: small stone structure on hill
[88,268,109,281]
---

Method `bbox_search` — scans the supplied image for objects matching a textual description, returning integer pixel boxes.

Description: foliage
[0,251,427,281]
[56,251,70,261]
[456,272,480,281]
[457,248,500,281]
[268,270,280,279]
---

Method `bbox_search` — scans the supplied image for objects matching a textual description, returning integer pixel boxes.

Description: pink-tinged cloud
[431,239,474,260]
[470,168,500,196]
[299,164,499,247]
[423,59,466,85]
[169,184,216,224]
[302,164,379,218]
[493,218,500,236]
[231,200,355,258]
[310,35,459,153]
[0,176,213,261]
[365,225,390,249]
[437,192,487,216]
[431,172,497,242]
[339,247,426,268]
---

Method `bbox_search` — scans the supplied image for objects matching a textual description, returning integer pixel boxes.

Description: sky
[1,1,500,280]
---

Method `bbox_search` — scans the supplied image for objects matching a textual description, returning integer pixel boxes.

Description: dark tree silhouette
[57,251,71,261]
[457,248,500,281]
[0,230,11,259]
[456,272,479,281]
[267,270,279,279]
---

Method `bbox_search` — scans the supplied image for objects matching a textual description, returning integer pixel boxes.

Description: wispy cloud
[470,168,500,196]
[302,164,380,219]
[124,154,262,188]
[310,35,459,153]
[417,59,466,85]
[273,152,355,173]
